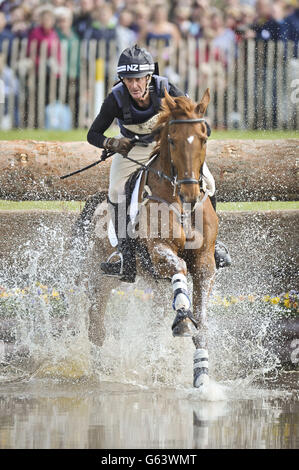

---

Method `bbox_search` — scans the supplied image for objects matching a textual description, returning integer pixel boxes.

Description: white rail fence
[0,38,298,130]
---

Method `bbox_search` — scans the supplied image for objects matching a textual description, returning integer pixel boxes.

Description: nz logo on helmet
[127,64,139,71]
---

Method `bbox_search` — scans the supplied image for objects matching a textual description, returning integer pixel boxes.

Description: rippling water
[0,373,298,449]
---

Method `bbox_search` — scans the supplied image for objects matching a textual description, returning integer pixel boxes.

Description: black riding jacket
[87,76,184,148]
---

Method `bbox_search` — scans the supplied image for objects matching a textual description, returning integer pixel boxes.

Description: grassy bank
[0,200,298,212]
[218,201,299,211]
[0,128,298,141]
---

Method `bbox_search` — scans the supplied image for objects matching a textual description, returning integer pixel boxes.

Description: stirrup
[100,251,136,283]
[100,250,124,276]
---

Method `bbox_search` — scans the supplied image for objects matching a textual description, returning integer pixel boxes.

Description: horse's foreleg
[191,254,216,388]
[87,287,108,347]
[85,236,119,348]
[151,243,197,337]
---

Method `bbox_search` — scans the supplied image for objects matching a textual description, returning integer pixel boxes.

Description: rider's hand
[103,137,133,156]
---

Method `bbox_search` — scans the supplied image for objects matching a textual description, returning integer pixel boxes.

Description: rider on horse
[87,45,231,281]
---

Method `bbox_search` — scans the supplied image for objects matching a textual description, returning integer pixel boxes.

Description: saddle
[105,166,162,283]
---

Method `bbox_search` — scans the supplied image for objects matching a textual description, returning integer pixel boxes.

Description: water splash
[0,219,92,381]
[95,280,284,396]
[0,218,291,396]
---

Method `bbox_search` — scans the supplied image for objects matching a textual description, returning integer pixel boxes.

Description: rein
[120,151,173,185]
[60,118,210,192]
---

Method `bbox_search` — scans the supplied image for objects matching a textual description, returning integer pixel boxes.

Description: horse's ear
[195,88,210,116]
[163,88,177,111]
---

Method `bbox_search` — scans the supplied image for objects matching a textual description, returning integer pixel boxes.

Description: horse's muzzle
[178,182,201,206]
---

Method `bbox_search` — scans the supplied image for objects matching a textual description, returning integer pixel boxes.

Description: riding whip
[59,135,152,180]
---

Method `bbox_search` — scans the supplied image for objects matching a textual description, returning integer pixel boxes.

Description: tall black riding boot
[100,200,136,283]
[209,194,232,269]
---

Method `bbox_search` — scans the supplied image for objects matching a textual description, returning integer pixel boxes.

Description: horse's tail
[71,191,107,245]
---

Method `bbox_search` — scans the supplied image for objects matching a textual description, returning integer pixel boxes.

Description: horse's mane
[150,95,206,157]
[159,95,198,125]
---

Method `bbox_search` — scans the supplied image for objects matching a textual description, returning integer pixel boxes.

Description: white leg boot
[193,348,209,388]
[171,273,198,337]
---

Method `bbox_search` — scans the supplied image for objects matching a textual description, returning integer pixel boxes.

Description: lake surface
[0,371,297,449]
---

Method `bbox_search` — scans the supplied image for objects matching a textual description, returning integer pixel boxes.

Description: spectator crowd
[0,0,298,130]
[0,0,298,56]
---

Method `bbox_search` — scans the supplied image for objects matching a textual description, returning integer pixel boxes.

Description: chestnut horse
[80,88,218,389]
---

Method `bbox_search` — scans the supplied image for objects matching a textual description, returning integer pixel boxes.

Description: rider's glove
[103,137,133,156]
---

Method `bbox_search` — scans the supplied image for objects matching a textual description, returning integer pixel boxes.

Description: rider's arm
[87,82,185,149]
[87,93,121,149]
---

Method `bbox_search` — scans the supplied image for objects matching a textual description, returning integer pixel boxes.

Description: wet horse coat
[82,89,218,389]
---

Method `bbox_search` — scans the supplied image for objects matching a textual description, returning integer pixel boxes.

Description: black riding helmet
[117,45,155,79]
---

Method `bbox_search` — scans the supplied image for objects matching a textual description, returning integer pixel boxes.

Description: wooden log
[0,139,297,201]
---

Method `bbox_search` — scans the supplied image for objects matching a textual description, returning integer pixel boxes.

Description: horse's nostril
[179,184,200,205]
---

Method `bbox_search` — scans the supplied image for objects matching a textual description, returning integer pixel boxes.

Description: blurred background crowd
[0,0,298,130]
[0,0,298,55]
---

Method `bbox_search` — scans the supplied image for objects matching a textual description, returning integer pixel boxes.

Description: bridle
[167,118,211,188]
[137,116,212,221]
[167,118,211,197]
[120,117,210,191]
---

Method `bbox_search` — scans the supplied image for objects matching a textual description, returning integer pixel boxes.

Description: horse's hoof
[172,317,198,337]
[172,309,198,337]
[194,371,209,388]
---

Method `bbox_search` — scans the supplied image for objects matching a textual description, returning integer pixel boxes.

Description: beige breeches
[108,144,154,204]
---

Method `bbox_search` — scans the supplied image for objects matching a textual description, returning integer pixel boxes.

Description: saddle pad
[108,171,143,247]
[129,171,143,226]
[107,153,160,247]
[108,219,118,247]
